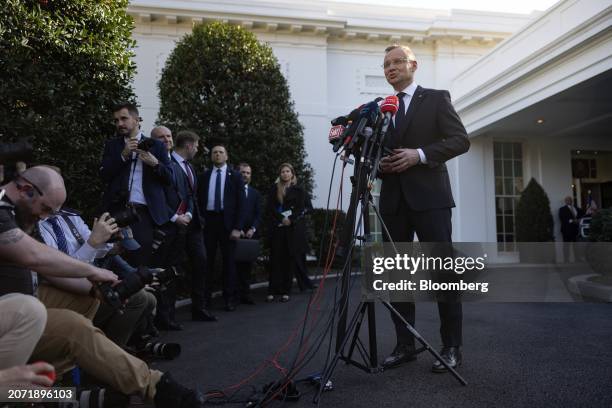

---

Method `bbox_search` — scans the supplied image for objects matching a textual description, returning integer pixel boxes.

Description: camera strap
[60,214,86,246]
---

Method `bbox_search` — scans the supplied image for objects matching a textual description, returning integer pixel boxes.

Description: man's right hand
[0,363,55,387]
[121,137,138,160]
[87,266,118,284]
[88,213,119,247]
[175,214,191,227]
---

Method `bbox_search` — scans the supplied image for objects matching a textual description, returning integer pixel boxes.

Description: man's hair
[384,44,417,61]
[175,130,200,148]
[112,102,139,118]
[238,162,250,169]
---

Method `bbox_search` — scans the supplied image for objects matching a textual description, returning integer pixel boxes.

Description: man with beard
[0,166,206,407]
[100,103,173,267]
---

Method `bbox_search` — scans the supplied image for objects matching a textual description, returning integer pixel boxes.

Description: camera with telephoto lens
[137,137,156,152]
[97,230,176,310]
[0,139,33,165]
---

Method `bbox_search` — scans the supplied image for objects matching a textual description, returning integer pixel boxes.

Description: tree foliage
[157,22,313,196]
[0,0,136,219]
[516,178,554,242]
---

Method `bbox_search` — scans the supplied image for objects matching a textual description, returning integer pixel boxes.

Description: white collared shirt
[207,164,228,211]
[38,215,111,263]
[393,82,427,164]
[124,132,147,205]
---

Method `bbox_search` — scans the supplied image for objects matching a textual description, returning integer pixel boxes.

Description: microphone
[346,99,381,151]
[380,95,399,136]
[329,97,382,153]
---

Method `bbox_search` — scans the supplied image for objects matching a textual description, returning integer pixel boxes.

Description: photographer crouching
[37,206,157,350]
[0,166,205,407]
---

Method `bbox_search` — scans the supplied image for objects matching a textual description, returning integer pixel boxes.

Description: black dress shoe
[157,320,184,331]
[240,297,255,305]
[225,303,237,312]
[432,346,462,373]
[191,308,218,322]
[155,372,205,408]
[382,343,417,369]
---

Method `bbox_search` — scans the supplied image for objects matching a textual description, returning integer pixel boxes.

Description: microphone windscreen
[381,95,399,114]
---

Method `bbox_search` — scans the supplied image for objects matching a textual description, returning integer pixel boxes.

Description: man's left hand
[245,228,256,239]
[230,229,241,240]
[380,148,420,173]
[137,150,159,167]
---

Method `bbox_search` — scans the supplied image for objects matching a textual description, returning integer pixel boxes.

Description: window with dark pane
[493,141,523,250]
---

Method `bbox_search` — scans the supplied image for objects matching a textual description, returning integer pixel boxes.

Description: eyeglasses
[17,175,44,197]
[382,58,413,69]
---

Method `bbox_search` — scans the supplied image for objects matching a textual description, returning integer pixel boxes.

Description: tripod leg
[380,299,468,386]
[345,303,368,362]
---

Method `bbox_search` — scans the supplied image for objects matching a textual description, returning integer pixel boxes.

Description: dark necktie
[394,91,407,128]
[184,160,194,190]
[214,168,222,212]
[48,217,69,254]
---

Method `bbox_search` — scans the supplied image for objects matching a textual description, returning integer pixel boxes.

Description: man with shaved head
[0,165,206,407]
[0,166,117,293]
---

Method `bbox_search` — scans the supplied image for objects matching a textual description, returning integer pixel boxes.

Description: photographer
[0,167,118,296]
[100,103,173,267]
[1,166,205,407]
[38,209,157,348]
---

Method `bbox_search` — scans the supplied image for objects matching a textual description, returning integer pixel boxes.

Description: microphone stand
[314,120,467,406]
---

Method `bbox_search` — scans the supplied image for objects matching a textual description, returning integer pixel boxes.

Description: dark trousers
[204,212,237,305]
[122,205,160,267]
[236,261,253,299]
[382,206,462,347]
[154,222,181,325]
[268,228,312,294]
[184,225,208,309]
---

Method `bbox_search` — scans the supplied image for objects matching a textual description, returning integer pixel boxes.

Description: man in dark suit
[236,162,262,305]
[198,145,245,311]
[168,130,217,322]
[100,103,173,267]
[559,196,581,262]
[378,45,470,372]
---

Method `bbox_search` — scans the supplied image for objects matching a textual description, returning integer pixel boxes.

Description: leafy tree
[0,0,136,219]
[516,178,554,242]
[157,22,313,196]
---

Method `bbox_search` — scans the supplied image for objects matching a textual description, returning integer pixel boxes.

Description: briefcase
[235,239,261,263]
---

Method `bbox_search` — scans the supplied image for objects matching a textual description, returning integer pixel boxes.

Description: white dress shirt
[393,82,427,164]
[122,132,147,205]
[38,215,111,263]
[207,164,228,211]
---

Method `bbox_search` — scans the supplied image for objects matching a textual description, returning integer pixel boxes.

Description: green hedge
[157,21,313,196]
[0,0,136,220]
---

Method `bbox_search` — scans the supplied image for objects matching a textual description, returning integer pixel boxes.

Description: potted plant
[515,178,554,262]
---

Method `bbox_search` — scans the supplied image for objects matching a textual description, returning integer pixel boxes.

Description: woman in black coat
[265,163,314,302]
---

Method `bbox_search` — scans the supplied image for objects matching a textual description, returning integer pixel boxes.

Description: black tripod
[313,139,467,405]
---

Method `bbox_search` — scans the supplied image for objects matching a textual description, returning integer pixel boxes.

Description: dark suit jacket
[242,185,262,238]
[198,165,245,232]
[170,155,202,229]
[559,205,580,239]
[265,184,309,255]
[99,135,173,226]
[380,86,470,214]
[163,159,193,219]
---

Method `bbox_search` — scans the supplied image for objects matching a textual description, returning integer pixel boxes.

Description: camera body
[109,207,140,229]
[137,138,156,152]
